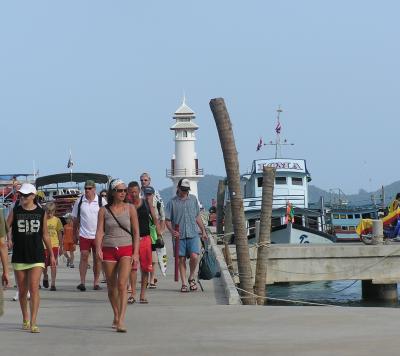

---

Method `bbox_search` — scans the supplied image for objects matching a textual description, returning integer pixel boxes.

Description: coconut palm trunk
[254,166,275,305]
[210,98,255,305]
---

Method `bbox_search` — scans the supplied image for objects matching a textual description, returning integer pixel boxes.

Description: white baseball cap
[18,183,37,195]
[178,178,191,190]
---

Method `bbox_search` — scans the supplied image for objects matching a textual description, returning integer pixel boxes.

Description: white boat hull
[271,223,335,244]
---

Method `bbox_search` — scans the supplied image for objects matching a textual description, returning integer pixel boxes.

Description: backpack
[143,199,158,244]
[198,240,218,280]
[77,194,103,220]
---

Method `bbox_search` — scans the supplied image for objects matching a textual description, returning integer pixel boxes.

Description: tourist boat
[0,173,37,208]
[325,204,380,242]
[35,172,110,217]
[228,107,335,244]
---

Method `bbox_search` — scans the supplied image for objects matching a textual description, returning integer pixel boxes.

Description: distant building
[166,97,204,198]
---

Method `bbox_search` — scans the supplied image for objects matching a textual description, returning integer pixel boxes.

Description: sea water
[266,280,400,307]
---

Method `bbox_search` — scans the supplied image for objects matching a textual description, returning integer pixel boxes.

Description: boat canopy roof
[36,173,110,188]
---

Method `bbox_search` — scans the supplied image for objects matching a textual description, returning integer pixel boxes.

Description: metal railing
[243,194,306,209]
[166,168,204,177]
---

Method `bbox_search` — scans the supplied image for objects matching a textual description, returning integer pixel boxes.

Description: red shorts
[102,245,132,262]
[45,247,59,267]
[132,235,152,273]
[79,236,96,252]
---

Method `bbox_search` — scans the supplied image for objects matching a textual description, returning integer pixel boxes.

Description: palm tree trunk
[254,166,275,305]
[210,98,255,305]
[216,180,225,237]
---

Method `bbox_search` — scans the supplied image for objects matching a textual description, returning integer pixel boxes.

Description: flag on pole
[67,151,73,168]
[256,137,263,151]
[275,120,281,134]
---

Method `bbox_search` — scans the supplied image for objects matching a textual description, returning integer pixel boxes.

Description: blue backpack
[198,240,218,280]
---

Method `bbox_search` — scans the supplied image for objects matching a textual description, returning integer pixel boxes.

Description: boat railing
[243,194,306,209]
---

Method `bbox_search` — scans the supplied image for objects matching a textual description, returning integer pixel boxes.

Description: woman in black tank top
[7,183,56,333]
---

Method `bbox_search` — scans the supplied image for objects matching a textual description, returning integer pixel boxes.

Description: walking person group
[1,174,208,334]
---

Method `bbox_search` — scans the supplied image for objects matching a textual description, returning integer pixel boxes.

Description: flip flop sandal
[22,320,30,330]
[188,279,198,291]
[139,298,149,304]
[127,296,136,304]
[180,285,189,293]
[30,325,40,333]
[148,283,157,289]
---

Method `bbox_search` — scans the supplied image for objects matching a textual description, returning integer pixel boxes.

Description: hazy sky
[1,1,399,197]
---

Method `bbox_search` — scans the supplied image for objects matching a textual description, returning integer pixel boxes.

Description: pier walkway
[1,234,400,355]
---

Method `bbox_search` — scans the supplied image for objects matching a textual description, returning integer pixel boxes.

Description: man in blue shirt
[165,178,207,292]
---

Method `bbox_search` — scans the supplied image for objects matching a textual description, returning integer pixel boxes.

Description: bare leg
[79,250,89,284]
[0,241,10,287]
[50,266,57,287]
[129,269,137,300]
[179,256,187,286]
[116,257,131,329]
[140,270,149,300]
[103,262,119,326]
[188,253,199,281]
[14,270,29,323]
[28,267,43,326]
[93,247,101,286]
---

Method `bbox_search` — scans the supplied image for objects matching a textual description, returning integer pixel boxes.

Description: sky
[1,1,399,196]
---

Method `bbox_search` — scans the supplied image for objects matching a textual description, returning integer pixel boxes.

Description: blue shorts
[173,237,200,258]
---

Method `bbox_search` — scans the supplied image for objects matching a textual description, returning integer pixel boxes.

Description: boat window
[347,214,353,219]
[333,225,341,230]
[275,177,287,185]
[341,226,348,230]
[340,214,346,219]
[354,214,360,219]
[332,214,340,219]
[349,226,356,231]
[291,177,303,186]
[257,177,263,187]
[362,213,371,218]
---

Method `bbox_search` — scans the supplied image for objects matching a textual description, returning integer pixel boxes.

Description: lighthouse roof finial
[174,95,195,116]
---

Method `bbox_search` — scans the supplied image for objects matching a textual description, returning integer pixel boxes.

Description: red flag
[275,121,281,134]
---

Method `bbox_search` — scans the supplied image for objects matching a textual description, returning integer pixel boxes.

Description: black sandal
[188,279,198,291]
[180,285,189,293]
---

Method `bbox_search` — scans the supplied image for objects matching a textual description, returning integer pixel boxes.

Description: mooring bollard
[372,219,384,244]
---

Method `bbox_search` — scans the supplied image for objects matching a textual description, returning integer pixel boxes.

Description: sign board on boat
[253,159,306,174]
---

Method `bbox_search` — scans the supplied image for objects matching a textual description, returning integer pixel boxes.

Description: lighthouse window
[257,177,263,187]
[275,177,287,185]
[183,131,188,138]
[291,177,303,186]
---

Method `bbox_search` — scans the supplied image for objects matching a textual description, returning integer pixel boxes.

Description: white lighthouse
[166,97,204,199]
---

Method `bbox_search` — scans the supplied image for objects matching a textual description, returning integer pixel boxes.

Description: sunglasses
[100,194,107,197]
[84,187,93,190]
[140,179,149,182]
[114,189,127,193]
[20,193,33,198]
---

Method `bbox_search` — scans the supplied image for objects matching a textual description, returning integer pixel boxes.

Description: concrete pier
[2,235,400,355]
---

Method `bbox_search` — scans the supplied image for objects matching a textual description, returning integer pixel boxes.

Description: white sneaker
[12,291,31,301]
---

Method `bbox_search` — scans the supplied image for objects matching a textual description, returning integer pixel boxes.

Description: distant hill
[160,174,400,208]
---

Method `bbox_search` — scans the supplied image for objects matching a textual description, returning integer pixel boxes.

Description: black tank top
[11,205,45,264]
[136,199,150,237]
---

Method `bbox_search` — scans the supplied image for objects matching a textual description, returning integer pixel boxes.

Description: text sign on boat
[254,159,306,173]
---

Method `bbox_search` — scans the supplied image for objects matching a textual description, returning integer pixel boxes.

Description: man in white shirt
[72,180,106,291]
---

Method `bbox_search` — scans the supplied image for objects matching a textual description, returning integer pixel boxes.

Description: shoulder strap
[98,195,103,208]
[77,196,84,220]
[105,206,132,236]
[143,199,154,224]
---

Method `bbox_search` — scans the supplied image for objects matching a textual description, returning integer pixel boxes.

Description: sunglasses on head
[114,189,127,193]
[20,193,33,198]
